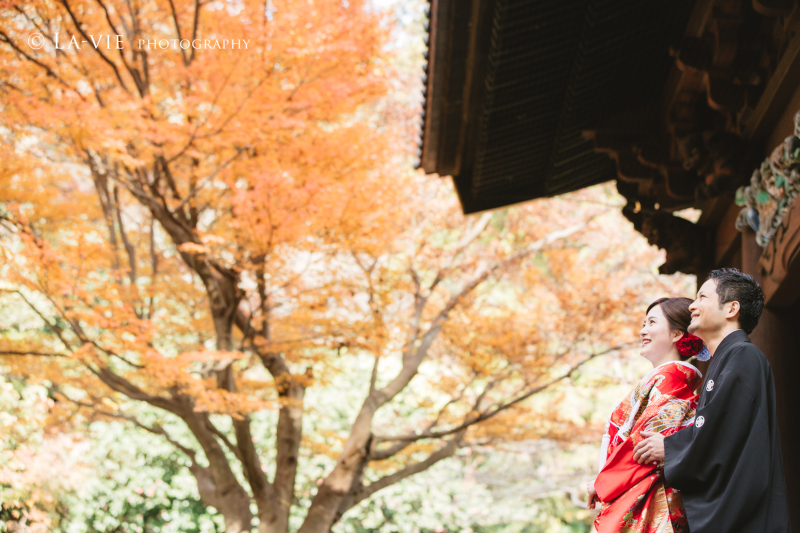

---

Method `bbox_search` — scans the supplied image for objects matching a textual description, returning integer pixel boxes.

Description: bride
[587,297,706,533]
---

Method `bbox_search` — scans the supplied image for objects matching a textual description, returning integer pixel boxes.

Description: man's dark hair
[707,268,765,334]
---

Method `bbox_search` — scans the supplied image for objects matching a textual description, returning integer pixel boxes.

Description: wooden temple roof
[418,0,697,214]
[418,0,800,284]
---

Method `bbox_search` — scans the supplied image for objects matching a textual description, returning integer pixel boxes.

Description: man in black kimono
[632,268,791,532]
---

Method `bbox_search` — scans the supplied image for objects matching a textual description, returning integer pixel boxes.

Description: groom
[632,268,791,533]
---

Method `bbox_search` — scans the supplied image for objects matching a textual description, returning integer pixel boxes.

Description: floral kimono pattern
[594,361,701,533]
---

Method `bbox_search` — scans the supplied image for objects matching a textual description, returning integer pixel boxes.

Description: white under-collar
[653,359,703,378]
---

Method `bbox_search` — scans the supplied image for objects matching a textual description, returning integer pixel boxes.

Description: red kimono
[594,361,701,533]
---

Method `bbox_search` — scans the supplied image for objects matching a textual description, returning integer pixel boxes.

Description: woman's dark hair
[646,296,693,334]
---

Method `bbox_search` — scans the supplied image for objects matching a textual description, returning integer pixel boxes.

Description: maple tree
[0,0,679,531]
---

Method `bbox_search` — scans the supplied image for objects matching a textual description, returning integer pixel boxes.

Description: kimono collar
[714,329,749,356]
[653,359,703,378]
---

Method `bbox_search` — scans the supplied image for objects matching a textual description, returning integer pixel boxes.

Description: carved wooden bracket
[585,109,758,206]
[736,110,800,246]
[758,192,800,307]
[580,0,799,276]
[621,202,714,275]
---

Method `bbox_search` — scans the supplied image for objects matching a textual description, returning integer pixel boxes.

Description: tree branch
[232,416,280,526]
[53,388,197,460]
[375,344,629,444]
[427,211,493,293]
[203,417,245,464]
[87,364,179,412]
[0,350,68,357]
[166,0,190,66]
[376,219,595,416]
[170,146,248,214]
[350,433,464,511]
[369,378,471,461]
[0,30,85,100]
[114,185,138,287]
[1,289,74,351]
[59,0,134,95]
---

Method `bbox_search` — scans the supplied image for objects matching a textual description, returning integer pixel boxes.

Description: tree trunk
[258,382,305,533]
[181,410,254,532]
[297,402,378,533]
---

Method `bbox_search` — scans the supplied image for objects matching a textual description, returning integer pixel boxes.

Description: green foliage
[57,421,223,533]
[0,374,596,533]
[336,447,594,533]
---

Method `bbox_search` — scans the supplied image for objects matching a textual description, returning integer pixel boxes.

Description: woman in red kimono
[587,297,706,533]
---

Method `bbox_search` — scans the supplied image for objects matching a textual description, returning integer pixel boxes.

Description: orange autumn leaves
[1,0,398,418]
[0,0,689,529]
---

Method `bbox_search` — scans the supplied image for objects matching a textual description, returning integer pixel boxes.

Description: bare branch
[0,30,85,100]
[368,353,380,396]
[369,378,472,461]
[0,350,68,357]
[53,389,197,460]
[204,417,245,463]
[351,433,464,510]
[427,211,493,293]
[170,147,248,214]
[59,0,134,95]
[376,219,595,414]
[232,417,277,515]
[188,0,201,64]
[375,344,630,444]
[166,0,190,66]
[88,364,179,412]
[113,185,138,286]
[124,413,198,459]
[1,289,74,351]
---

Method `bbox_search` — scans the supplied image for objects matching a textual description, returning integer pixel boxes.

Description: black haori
[663,330,791,533]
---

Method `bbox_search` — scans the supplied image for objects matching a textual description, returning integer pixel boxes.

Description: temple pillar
[741,228,800,527]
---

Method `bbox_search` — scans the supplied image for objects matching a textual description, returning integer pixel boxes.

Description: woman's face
[639,305,679,362]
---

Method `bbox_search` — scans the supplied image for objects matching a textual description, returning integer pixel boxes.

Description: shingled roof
[417,0,697,214]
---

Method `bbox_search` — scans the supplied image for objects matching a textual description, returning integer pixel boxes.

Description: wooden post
[741,228,800,527]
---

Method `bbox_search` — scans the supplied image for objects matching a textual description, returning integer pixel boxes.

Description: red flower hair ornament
[676,333,705,358]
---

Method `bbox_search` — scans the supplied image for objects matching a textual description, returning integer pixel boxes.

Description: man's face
[688,279,729,338]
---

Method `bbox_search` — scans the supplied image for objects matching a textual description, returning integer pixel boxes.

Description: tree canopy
[0,1,690,532]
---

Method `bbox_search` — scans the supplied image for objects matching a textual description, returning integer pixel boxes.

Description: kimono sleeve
[596,365,695,503]
[663,346,765,494]
[594,437,656,503]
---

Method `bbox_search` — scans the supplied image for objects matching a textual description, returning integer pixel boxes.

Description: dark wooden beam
[451,0,493,182]
[752,0,795,17]
[743,16,800,141]
[714,199,744,264]
[420,0,476,176]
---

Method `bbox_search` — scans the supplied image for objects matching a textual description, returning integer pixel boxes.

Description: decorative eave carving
[757,190,800,307]
[736,110,800,246]
[583,0,799,275]
[622,205,714,275]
